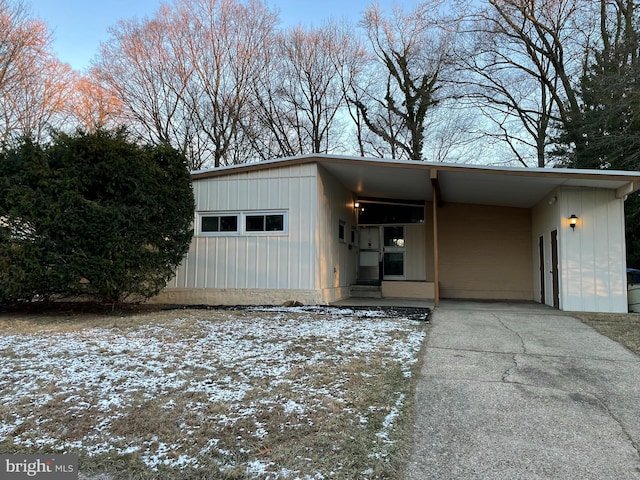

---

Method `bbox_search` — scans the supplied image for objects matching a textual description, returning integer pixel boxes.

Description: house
[154,154,640,313]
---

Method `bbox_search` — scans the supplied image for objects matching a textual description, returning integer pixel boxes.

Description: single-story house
[154,154,640,313]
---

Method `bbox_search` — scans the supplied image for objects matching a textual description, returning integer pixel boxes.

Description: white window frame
[197,212,239,236]
[242,210,288,236]
[197,210,288,237]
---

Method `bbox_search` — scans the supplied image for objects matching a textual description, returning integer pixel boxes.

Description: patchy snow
[0,306,426,478]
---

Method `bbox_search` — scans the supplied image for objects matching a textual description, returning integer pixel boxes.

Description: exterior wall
[532,189,560,307]
[157,163,319,305]
[405,223,427,280]
[561,188,627,312]
[532,187,628,313]
[438,203,533,300]
[382,281,434,299]
[316,166,358,302]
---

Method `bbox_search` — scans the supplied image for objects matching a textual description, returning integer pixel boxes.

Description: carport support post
[431,169,440,308]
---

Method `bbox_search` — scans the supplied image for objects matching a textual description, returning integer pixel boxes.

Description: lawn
[0,306,429,479]
[576,311,640,355]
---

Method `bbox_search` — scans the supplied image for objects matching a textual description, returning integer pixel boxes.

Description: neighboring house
[154,155,640,313]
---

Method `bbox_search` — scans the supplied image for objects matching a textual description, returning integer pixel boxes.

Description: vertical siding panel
[405,224,426,280]
[167,163,319,294]
[581,190,596,311]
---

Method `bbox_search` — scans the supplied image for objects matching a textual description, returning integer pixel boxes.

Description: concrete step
[350,285,382,298]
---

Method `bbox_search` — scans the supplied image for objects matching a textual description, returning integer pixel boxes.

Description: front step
[350,284,382,298]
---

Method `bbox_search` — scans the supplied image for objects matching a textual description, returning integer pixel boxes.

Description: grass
[0,306,429,480]
[575,312,640,355]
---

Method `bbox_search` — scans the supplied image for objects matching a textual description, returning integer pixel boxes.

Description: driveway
[405,301,640,480]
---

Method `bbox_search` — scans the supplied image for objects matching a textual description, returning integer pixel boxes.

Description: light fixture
[354,201,360,209]
[569,214,578,230]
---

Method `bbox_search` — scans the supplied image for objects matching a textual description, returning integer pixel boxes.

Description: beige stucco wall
[382,281,434,299]
[437,203,534,300]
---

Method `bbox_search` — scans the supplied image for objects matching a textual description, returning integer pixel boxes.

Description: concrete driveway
[405,301,640,480]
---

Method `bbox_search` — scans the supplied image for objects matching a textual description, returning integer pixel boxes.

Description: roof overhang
[192,155,640,209]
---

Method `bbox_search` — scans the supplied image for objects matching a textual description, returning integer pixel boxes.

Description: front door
[551,229,559,309]
[358,226,381,284]
[383,226,405,280]
[539,235,545,303]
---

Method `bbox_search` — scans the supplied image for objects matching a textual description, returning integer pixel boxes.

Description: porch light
[569,214,578,230]
[354,201,360,209]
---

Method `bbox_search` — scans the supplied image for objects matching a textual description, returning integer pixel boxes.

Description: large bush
[0,129,195,304]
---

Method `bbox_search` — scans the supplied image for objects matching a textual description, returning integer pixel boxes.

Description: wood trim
[191,154,640,183]
[616,181,638,198]
[432,193,440,307]
[430,168,443,207]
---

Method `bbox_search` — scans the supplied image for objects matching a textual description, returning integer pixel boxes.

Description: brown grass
[575,312,640,355]
[0,307,429,480]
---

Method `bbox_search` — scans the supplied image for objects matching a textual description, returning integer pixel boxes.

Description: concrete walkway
[405,301,640,480]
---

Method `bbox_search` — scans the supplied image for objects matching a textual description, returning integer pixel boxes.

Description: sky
[26,0,421,72]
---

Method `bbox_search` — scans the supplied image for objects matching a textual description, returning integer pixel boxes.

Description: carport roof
[192,155,640,208]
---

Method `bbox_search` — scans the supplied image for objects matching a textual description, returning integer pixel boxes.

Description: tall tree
[95,0,277,169]
[352,1,456,160]
[248,22,356,159]
[459,0,590,167]
[555,0,640,265]
[0,0,73,145]
[0,129,194,304]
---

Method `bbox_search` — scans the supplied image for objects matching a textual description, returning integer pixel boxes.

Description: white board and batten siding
[561,188,627,312]
[316,166,359,302]
[533,187,627,313]
[165,163,320,304]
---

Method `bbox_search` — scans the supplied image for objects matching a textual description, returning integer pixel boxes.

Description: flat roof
[192,155,640,208]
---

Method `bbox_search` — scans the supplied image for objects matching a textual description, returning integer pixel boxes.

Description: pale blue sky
[26,0,420,72]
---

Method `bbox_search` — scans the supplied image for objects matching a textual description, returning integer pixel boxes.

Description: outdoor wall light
[354,201,360,209]
[569,214,578,230]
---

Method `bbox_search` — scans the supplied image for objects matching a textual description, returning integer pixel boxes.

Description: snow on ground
[0,306,426,478]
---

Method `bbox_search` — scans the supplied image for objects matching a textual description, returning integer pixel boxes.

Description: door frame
[382,225,406,280]
[551,229,560,309]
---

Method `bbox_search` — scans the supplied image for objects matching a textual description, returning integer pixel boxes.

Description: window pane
[358,203,424,224]
[201,216,219,232]
[246,215,265,232]
[338,222,345,240]
[266,215,284,231]
[384,226,404,247]
[219,216,238,232]
[384,252,404,276]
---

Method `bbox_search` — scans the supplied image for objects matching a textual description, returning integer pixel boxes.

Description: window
[338,221,346,242]
[357,200,424,225]
[245,213,286,233]
[201,214,238,233]
[198,211,287,236]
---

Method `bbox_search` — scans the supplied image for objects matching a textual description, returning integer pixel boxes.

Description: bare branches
[0,0,73,145]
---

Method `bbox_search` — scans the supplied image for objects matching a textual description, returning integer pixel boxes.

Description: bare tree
[458,0,594,167]
[66,73,124,132]
[0,0,73,145]
[95,0,277,169]
[96,7,204,167]
[173,0,277,167]
[351,1,458,160]
[248,22,354,159]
